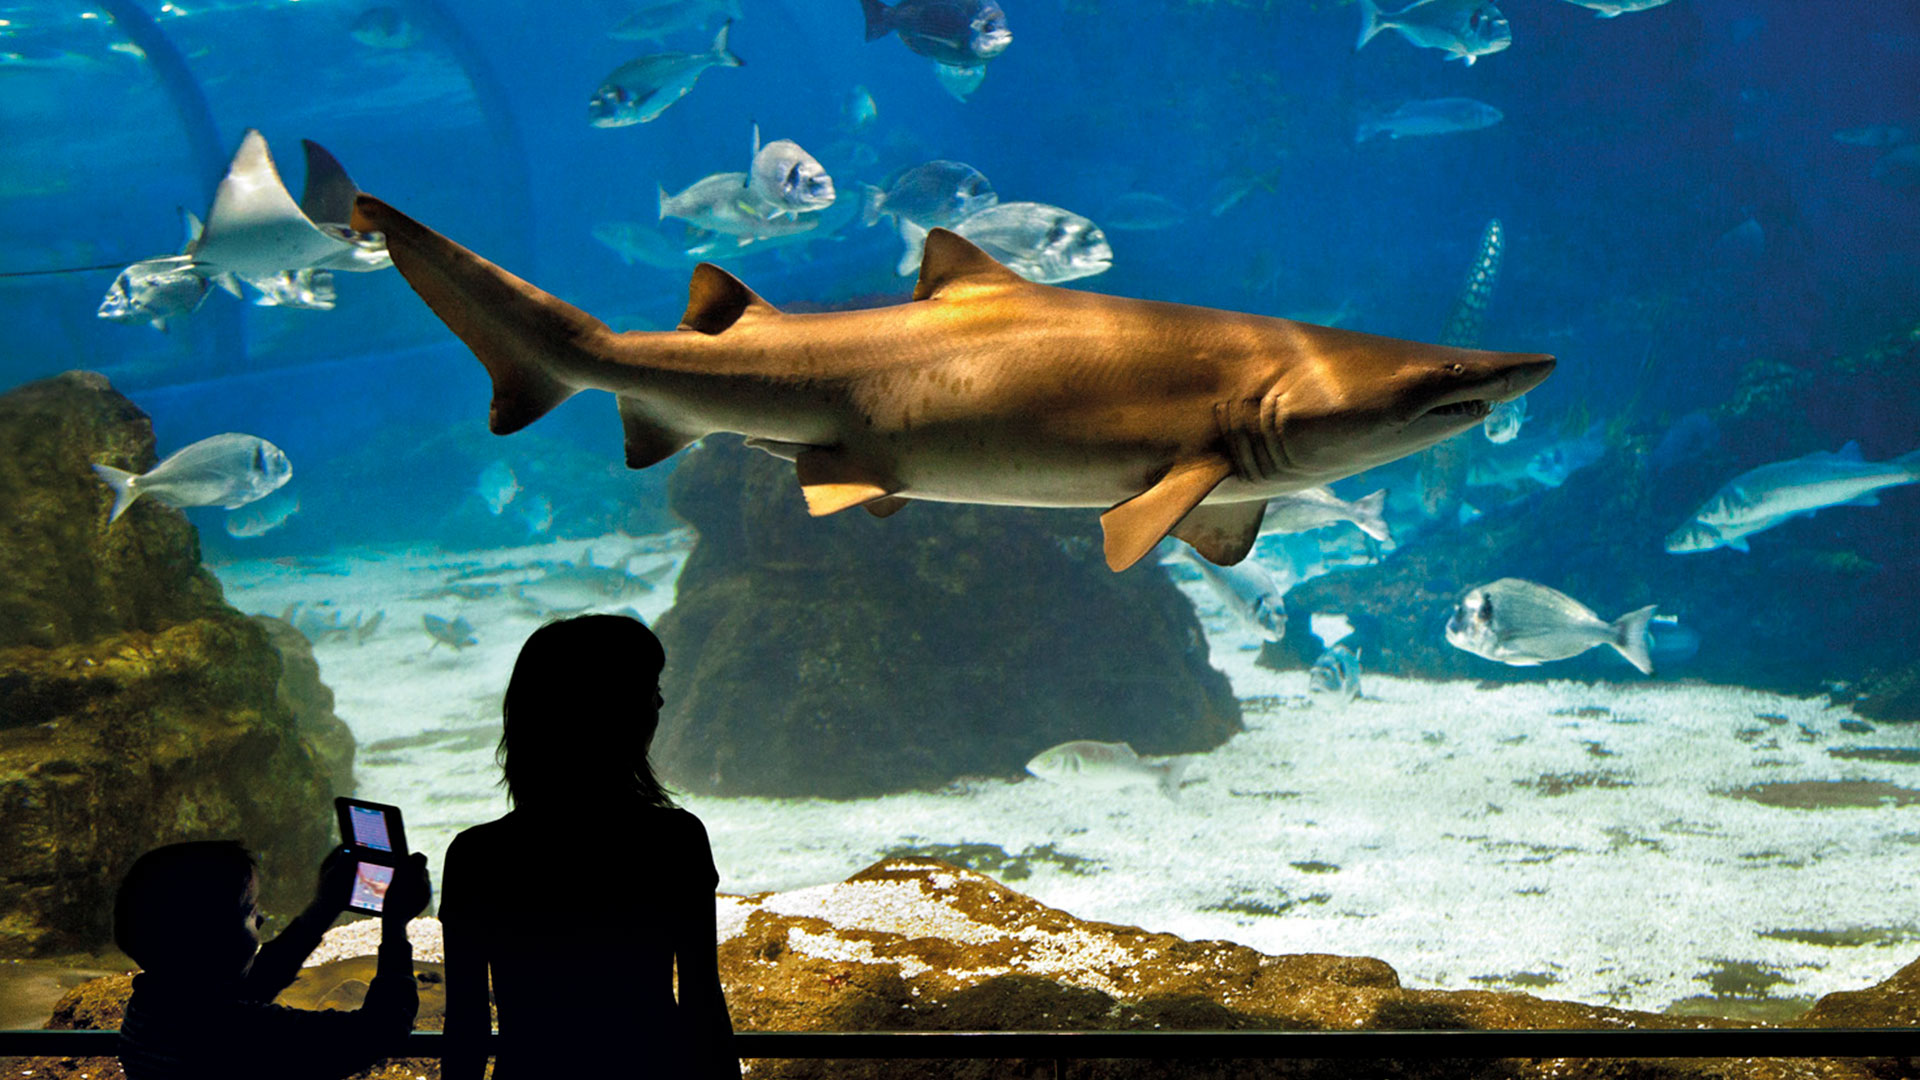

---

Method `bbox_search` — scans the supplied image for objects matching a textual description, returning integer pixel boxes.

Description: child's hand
[313,847,358,918]
[382,852,432,924]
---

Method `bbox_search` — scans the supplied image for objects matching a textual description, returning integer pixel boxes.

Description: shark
[350,194,1554,572]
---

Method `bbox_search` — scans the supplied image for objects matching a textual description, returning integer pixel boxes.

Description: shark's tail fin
[91,464,141,524]
[1609,604,1658,676]
[859,0,894,41]
[1350,489,1391,542]
[351,194,592,435]
[1356,0,1388,50]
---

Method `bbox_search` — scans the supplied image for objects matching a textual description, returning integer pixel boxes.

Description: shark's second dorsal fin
[679,263,779,334]
[913,228,1029,302]
[299,139,359,227]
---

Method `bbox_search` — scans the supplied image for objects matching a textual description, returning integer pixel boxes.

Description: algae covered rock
[0,372,344,956]
[653,436,1240,798]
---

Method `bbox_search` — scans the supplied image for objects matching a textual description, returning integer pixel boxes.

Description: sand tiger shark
[351,194,1553,571]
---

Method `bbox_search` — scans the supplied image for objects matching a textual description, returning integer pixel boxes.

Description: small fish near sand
[424,613,478,651]
[1355,0,1512,65]
[589,22,742,127]
[1025,740,1187,797]
[477,459,520,515]
[225,490,300,538]
[1308,643,1363,703]
[511,553,655,616]
[1446,578,1657,675]
[93,434,292,524]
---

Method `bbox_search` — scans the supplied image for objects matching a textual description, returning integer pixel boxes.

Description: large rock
[0,372,344,956]
[653,437,1241,798]
[21,859,1919,1080]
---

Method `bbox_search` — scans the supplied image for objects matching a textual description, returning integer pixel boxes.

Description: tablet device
[334,797,409,916]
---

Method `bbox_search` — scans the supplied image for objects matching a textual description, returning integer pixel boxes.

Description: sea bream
[747,126,835,219]
[860,0,1010,67]
[1446,578,1657,675]
[864,160,998,274]
[92,433,292,524]
[1355,0,1511,65]
[588,21,741,127]
[1025,740,1186,797]
[946,201,1113,284]
[1259,486,1391,542]
[658,172,819,244]
[1665,441,1920,554]
[1356,98,1504,142]
[350,194,1553,573]
[608,0,741,44]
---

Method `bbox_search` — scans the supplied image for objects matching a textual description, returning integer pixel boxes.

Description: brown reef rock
[20,858,1920,1080]
[653,436,1241,798]
[0,372,345,956]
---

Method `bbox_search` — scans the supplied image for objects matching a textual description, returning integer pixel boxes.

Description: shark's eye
[1449,362,1465,376]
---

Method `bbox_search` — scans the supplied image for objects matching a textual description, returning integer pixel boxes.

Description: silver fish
[1178,548,1289,642]
[658,172,820,243]
[92,433,292,524]
[224,491,300,538]
[1356,97,1503,142]
[1482,394,1526,444]
[423,614,477,651]
[519,494,555,535]
[97,255,211,332]
[477,460,520,515]
[1025,740,1186,797]
[350,6,418,49]
[1356,0,1511,65]
[1100,192,1188,232]
[588,21,742,127]
[1665,442,1920,554]
[1308,642,1363,703]
[861,0,1010,66]
[932,61,988,101]
[511,554,655,616]
[950,201,1112,284]
[864,160,998,230]
[1446,578,1657,675]
[591,221,724,269]
[748,126,835,219]
[608,0,741,44]
[1559,0,1673,15]
[233,268,336,310]
[1259,487,1390,543]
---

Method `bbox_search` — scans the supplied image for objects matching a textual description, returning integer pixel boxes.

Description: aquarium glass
[3,0,1919,1037]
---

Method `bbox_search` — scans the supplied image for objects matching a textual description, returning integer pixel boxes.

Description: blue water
[5,0,1920,1014]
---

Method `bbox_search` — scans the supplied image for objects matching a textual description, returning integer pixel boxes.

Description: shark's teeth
[1430,400,1492,418]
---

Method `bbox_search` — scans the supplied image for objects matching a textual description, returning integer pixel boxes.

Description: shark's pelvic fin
[680,263,779,333]
[1172,499,1266,566]
[864,495,912,518]
[299,140,359,227]
[352,194,598,435]
[913,228,1029,302]
[1099,457,1234,571]
[796,448,900,516]
[619,398,695,469]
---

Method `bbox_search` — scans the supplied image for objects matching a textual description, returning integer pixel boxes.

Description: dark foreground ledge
[2,1028,1915,1060]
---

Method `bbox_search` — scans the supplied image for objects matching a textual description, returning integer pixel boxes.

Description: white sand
[213,533,1920,1015]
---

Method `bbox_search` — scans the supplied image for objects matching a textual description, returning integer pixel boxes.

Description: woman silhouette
[440,614,738,1079]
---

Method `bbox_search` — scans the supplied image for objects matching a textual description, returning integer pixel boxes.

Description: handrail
[1,1027,1914,1060]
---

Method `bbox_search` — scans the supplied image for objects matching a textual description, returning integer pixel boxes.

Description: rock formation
[21,858,1920,1080]
[0,372,344,955]
[653,436,1241,798]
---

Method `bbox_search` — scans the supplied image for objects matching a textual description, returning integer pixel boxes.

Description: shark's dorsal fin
[299,139,359,227]
[913,228,1029,302]
[679,263,779,334]
[1172,499,1267,567]
[1099,457,1234,571]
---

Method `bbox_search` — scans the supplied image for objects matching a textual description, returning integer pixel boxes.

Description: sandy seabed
[210,531,1920,1016]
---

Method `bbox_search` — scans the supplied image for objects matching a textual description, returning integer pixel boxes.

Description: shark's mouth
[1426,399,1493,419]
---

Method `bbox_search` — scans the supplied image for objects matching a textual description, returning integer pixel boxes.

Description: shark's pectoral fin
[796,449,900,516]
[618,398,695,469]
[1100,457,1234,572]
[680,262,780,333]
[864,495,911,518]
[1172,499,1267,566]
[352,194,596,435]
